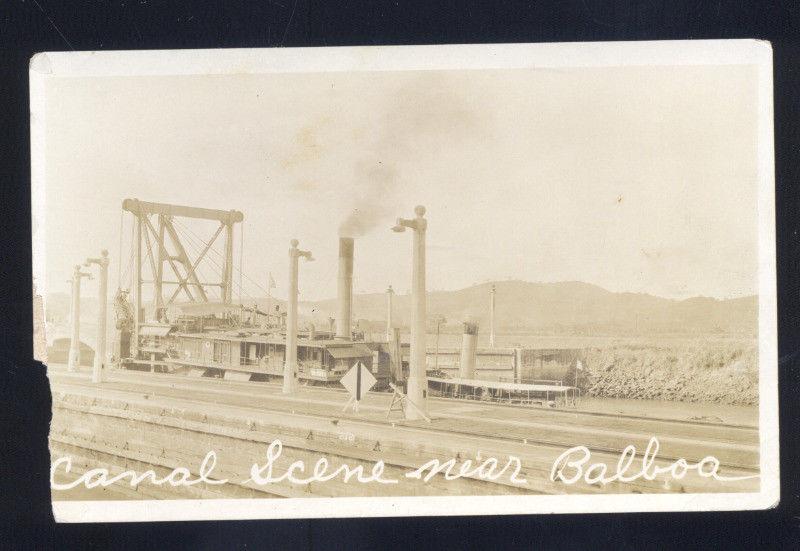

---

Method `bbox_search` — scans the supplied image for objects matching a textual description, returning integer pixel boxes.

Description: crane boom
[123,198,243,224]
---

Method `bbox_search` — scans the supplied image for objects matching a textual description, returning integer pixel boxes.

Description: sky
[41,64,760,302]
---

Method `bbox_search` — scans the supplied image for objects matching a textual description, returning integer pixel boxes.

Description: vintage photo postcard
[30,40,777,522]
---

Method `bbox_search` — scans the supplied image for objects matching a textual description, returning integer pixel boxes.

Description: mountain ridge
[44,279,757,337]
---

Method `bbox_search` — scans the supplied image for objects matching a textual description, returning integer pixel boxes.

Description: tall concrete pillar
[283,239,313,394]
[67,264,91,372]
[459,321,479,379]
[86,250,110,383]
[489,284,496,348]
[392,205,427,420]
[385,285,394,342]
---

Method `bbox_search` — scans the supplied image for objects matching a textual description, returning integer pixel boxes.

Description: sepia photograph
[29,40,777,522]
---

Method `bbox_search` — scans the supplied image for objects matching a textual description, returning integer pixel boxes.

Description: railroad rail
[48,367,760,482]
[49,367,760,437]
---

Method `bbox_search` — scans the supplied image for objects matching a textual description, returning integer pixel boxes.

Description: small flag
[268,272,276,289]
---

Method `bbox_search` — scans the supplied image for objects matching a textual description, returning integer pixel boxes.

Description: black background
[2,1,800,548]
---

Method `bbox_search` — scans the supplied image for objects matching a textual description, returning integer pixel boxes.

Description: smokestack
[336,237,354,340]
[459,321,479,379]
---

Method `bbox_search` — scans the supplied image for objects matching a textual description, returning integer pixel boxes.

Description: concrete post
[434,317,445,372]
[86,250,110,383]
[67,264,92,372]
[385,285,394,342]
[459,321,479,379]
[489,284,496,348]
[283,239,313,394]
[392,205,427,420]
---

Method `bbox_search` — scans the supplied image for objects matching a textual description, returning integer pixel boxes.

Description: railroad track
[49,366,759,431]
[48,368,760,474]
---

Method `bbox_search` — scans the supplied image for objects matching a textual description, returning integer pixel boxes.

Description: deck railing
[498,376,564,386]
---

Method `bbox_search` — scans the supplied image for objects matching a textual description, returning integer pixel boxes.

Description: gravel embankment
[574,343,758,406]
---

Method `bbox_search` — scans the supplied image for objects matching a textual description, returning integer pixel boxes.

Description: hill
[43,280,757,341]
[305,280,757,336]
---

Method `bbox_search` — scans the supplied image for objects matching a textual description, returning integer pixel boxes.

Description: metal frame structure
[122,199,244,358]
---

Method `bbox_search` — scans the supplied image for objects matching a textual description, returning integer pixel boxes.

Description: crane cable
[179,215,340,304]
[172,219,258,304]
[119,212,135,291]
[163,218,225,301]
[173,218,271,297]
[171,222,225,301]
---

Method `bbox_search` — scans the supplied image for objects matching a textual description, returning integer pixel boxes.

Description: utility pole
[266,272,275,328]
[434,316,447,372]
[489,284,496,348]
[85,250,110,383]
[392,205,428,420]
[283,239,314,394]
[67,264,92,372]
[385,285,394,342]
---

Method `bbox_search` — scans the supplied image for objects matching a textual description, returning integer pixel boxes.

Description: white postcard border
[30,39,778,522]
